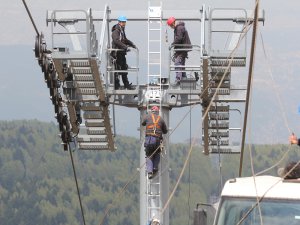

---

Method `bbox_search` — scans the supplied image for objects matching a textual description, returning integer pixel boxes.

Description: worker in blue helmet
[111,15,137,90]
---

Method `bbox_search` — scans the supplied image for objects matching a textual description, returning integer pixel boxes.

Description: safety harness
[146,114,161,137]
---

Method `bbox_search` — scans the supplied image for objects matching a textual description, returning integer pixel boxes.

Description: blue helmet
[118,15,127,22]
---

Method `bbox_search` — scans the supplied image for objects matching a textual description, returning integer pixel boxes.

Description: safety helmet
[151,218,160,225]
[167,16,176,26]
[151,106,159,113]
[117,15,127,22]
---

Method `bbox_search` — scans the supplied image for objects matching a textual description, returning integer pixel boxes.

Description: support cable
[68,143,87,225]
[21,0,40,36]
[239,0,260,177]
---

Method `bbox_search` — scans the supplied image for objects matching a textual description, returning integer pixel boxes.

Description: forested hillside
[0,120,299,225]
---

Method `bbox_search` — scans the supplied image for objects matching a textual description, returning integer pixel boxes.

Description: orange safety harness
[146,114,161,136]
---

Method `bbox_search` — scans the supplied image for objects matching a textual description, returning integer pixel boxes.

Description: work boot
[172,79,181,87]
[194,72,199,81]
[152,169,158,178]
[115,83,120,90]
[124,82,134,90]
[148,172,153,179]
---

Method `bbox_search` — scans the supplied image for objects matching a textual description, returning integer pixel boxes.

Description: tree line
[0,120,298,225]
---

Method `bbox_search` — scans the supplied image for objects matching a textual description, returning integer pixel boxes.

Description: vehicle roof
[221,175,300,200]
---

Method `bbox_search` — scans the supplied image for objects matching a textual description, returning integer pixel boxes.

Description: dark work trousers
[146,148,160,173]
[174,54,187,81]
[115,52,130,88]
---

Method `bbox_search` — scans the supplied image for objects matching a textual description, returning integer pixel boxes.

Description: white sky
[1,0,299,45]
[0,0,300,144]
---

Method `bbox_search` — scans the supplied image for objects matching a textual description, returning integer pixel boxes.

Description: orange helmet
[151,106,159,112]
[167,17,176,26]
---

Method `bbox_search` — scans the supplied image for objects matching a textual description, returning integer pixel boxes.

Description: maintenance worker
[111,15,136,90]
[167,16,192,86]
[289,133,300,146]
[142,106,168,179]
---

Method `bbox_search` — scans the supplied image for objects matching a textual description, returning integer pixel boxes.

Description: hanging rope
[68,143,87,225]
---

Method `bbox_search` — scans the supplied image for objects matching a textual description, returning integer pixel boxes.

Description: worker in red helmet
[142,105,168,179]
[111,15,137,90]
[167,16,192,86]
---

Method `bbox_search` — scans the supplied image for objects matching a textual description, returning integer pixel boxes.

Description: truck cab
[213,176,300,225]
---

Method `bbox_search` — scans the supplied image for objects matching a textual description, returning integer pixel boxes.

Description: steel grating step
[73,68,92,74]
[77,88,97,95]
[210,58,246,67]
[76,81,96,88]
[209,105,229,112]
[210,146,241,154]
[210,83,230,89]
[86,127,107,135]
[81,103,101,111]
[209,113,229,120]
[208,121,229,129]
[78,142,109,150]
[209,139,229,146]
[71,60,90,67]
[211,66,231,74]
[85,119,104,127]
[210,88,230,95]
[77,134,107,142]
[209,131,229,138]
[75,74,94,81]
[83,111,103,119]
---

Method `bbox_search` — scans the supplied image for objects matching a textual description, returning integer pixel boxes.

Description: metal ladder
[146,2,163,106]
[146,3,163,223]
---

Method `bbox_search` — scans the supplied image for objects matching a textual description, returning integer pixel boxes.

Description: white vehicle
[209,176,300,225]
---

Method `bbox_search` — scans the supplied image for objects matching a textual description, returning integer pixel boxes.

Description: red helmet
[151,106,159,112]
[167,17,176,26]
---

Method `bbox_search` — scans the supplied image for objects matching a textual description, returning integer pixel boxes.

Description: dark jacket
[172,21,192,57]
[142,113,168,138]
[111,24,135,54]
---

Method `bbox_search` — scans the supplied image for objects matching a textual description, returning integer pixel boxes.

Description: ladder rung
[149,52,161,54]
[149,40,160,42]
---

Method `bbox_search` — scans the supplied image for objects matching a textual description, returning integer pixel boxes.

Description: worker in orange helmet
[142,105,168,179]
[167,16,192,86]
